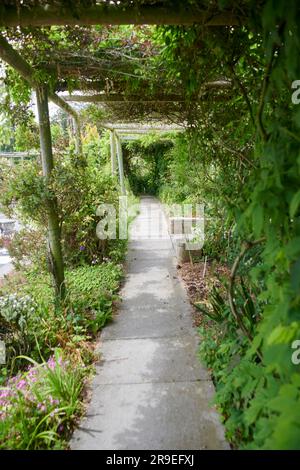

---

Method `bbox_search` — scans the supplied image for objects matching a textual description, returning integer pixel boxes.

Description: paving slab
[70,197,228,450]
[94,336,210,384]
[71,382,226,450]
[102,304,193,340]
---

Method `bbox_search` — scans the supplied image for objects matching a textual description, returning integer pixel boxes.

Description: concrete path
[71,196,228,450]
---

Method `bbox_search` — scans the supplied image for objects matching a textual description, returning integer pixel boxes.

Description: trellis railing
[0,151,39,163]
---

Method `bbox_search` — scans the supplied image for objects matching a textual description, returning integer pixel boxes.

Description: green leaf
[252,204,264,237]
[267,322,299,345]
[285,237,300,258]
[290,190,300,218]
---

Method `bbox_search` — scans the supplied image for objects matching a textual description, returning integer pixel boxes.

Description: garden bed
[178,260,229,327]
[0,261,125,449]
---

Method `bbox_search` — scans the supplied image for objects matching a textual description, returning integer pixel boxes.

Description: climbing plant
[124,134,173,195]
[147,0,300,449]
[0,0,300,449]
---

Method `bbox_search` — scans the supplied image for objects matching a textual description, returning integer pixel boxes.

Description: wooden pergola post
[115,132,126,195]
[110,130,117,175]
[36,85,65,301]
[73,116,83,157]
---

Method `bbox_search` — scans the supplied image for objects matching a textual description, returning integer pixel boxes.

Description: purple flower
[49,408,59,418]
[47,356,56,370]
[49,396,60,405]
[79,245,85,251]
[0,389,10,399]
[16,379,27,390]
[37,402,47,412]
[10,374,21,384]
[28,368,38,382]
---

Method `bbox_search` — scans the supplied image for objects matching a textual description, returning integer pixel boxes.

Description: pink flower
[47,356,56,370]
[16,379,27,390]
[49,396,60,405]
[37,402,47,412]
[28,368,37,378]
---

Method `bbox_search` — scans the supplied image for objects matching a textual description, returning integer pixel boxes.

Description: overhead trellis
[0,0,240,124]
[0,0,252,300]
[0,1,246,27]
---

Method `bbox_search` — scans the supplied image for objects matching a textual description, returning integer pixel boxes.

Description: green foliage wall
[0,133,121,269]
[152,0,300,449]
[124,136,173,195]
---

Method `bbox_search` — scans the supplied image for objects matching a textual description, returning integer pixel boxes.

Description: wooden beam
[118,130,182,135]
[204,80,232,88]
[57,79,232,97]
[113,124,184,132]
[115,133,126,196]
[64,94,184,103]
[56,80,111,93]
[110,130,117,175]
[62,81,231,103]
[0,5,243,27]
[72,117,83,157]
[0,151,39,158]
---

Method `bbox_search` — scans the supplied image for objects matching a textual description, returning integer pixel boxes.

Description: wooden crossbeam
[0,35,79,122]
[0,151,39,158]
[64,94,184,103]
[0,4,243,27]
[113,124,184,132]
[117,129,182,135]
[62,80,231,104]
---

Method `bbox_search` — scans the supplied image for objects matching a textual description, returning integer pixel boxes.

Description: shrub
[0,262,123,375]
[0,146,120,269]
[7,228,47,272]
[0,294,38,373]
[0,350,86,449]
[197,278,300,449]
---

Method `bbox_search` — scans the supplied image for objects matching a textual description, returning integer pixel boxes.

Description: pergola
[0,0,242,297]
[107,122,184,194]
[0,4,235,190]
